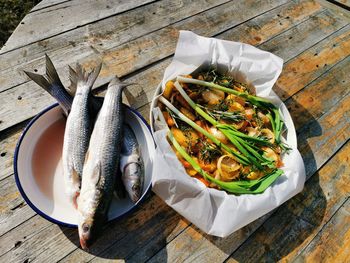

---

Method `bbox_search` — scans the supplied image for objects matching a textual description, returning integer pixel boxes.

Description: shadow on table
[60,192,177,262]
[200,96,326,262]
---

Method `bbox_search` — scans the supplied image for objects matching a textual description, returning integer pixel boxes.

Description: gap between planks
[0,0,334,132]
[0,1,350,262]
[0,0,344,240]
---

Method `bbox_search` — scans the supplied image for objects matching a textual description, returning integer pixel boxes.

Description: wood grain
[0,123,27,181]
[30,0,71,12]
[0,194,182,262]
[0,0,331,131]
[0,1,349,262]
[0,0,346,242]
[0,1,331,233]
[295,198,350,263]
[0,0,231,90]
[226,138,350,262]
[275,24,350,100]
[130,10,349,115]
[141,72,350,263]
[1,0,155,53]
[285,55,350,131]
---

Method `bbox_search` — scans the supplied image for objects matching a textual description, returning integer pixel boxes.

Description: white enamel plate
[14,103,155,227]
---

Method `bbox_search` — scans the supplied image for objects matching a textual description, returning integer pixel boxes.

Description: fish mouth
[73,192,79,209]
[80,237,89,251]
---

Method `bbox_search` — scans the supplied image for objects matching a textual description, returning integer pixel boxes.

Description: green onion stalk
[173,81,274,170]
[177,76,285,147]
[158,96,250,166]
[168,130,283,194]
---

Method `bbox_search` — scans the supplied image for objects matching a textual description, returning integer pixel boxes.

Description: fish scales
[78,77,126,250]
[62,63,101,207]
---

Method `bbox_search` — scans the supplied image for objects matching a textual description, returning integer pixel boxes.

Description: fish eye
[132,185,140,191]
[82,223,90,233]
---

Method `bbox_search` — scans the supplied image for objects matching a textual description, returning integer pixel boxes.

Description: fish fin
[91,162,101,186]
[75,62,102,91]
[86,62,102,88]
[67,65,77,96]
[108,76,126,88]
[24,70,51,91]
[109,76,137,88]
[45,54,64,88]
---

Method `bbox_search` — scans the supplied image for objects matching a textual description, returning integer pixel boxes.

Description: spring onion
[173,81,274,170]
[159,96,250,165]
[177,76,285,146]
[168,130,283,194]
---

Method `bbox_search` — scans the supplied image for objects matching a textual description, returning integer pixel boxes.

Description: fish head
[122,163,143,203]
[77,202,105,250]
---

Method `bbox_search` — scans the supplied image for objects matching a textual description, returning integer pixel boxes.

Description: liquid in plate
[31,118,66,199]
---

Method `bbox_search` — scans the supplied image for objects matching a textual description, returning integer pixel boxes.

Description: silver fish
[120,124,144,203]
[62,63,101,208]
[24,54,73,116]
[77,77,126,250]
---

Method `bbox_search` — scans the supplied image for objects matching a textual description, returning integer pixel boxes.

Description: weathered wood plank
[0,0,231,89]
[0,205,35,238]
[295,198,350,263]
[90,57,350,262]
[0,194,182,263]
[328,0,350,9]
[0,0,342,238]
[219,0,324,46]
[226,137,350,262]
[0,176,23,215]
[0,0,327,182]
[1,0,155,53]
[275,24,350,100]
[0,175,35,237]
[141,77,350,263]
[0,0,314,244]
[285,55,350,131]
[0,0,331,131]
[258,10,348,61]
[130,15,350,115]
[0,215,52,257]
[1,0,277,131]
[30,0,71,13]
[0,123,27,181]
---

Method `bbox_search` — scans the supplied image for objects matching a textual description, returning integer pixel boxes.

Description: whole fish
[62,62,102,208]
[77,77,126,250]
[120,124,144,203]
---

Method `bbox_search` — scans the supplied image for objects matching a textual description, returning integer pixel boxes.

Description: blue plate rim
[13,103,154,228]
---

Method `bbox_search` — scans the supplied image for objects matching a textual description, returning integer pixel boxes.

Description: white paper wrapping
[150,31,306,237]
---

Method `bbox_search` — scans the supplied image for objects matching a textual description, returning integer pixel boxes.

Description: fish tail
[45,53,65,88]
[67,65,77,96]
[23,70,51,91]
[24,54,73,115]
[108,76,127,89]
[75,62,102,91]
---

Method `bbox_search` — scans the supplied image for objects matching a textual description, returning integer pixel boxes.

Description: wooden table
[1,0,349,262]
